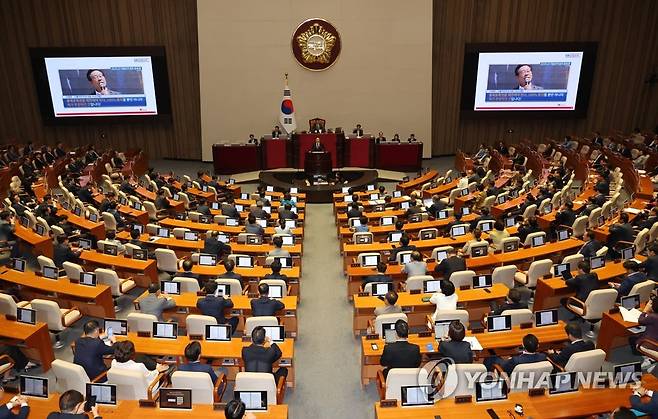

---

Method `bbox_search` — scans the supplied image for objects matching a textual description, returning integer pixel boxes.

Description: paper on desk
[464,336,483,351]
[623,208,642,215]
[620,307,642,323]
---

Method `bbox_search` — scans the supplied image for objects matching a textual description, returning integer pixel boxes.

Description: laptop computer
[152,322,178,339]
[487,315,512,332]
[620,294,641,310]
[159,389,192,410]
[589,255,605,270]
[535,309,559,327]
[86,383,117,406]
[613,362,642,385]
[553,263,570,277]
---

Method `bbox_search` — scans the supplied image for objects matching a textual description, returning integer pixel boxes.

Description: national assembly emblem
[291,19,341,71]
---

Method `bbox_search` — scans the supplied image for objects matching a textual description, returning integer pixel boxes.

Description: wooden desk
[597,310,637,360]
[0,268,115,318]
[93,194,149,225]
[0,316,54,371]
[14,224,53,258]
[337,215,478,240]
[116,333,296,387]
[56,206,105,239]
[159,218,304,238]
[396,170,439,193]
[336,209,406,225]
[423,180,459,198]
[361,323,567,385]
[353,285,509,334]
[80,250,158,286]
[0,394,289,418]
[135,186,185,212]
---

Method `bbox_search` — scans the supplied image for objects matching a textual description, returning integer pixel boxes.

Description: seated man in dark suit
[346,202,362,219]
[578,230,602,259]
[639,244,658,280]
[547,321,594,369]
[433,247,466,281]
[197,282,239,335]
[218,259,242,283]
[196,198,211,216]
[518,217,541,244]
[203,231,232,259]
[221,197,240,219]
[73,320,115,382]
[263,260,288,282]
[563,261,599,306]
[610,260,647,300]
[380,320,421,378]
[179,260,200,281]
[490,288,528,316]
[53,236,82,268]
[554,201,576,229]
[352,124,364,137]
[178,341,219,387]
[607,213,635,258]
[128,229,148,252]
[426,194,447,218]
[437,320,473,364]
[630,387,658,418]
[484,333,547,374]
[444,212,465,233]
[242,326,288,384]
[250,283,285,316]
[388,234,416,262]
[362,262,392,287]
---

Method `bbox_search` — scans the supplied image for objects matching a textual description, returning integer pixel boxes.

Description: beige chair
[154,248,179,273]
[566,289,618,338]
[562,254,584,272]
[235,372,285,405]
[522,204,537,220]
[126,313,158,334]
[0,355,15,381]
[500,237,521,253]
[185,314,217,336]
[356,252,381,267]
[432,309,470,325]
[376,368,427,401]
[63,262,84,281]
[395,250,414,264]
[440,188,462,206]
[588,207,603,228]
[405,275,434,292]
[258,279,288,297]
[500,309,533,326]
[30,299,82,348]
[52,359,106,394]
[373,313,408,337]
[537,199,551,215]
[146,223,160,236]
[238,233,261,244]
[353,232,373,244]
[172,277,201,293]
[514,259,553,288]
[95,268,136,311]
[482,195,497,209]
[214,278,244,296]
[571,216,589,238]
[431,246,454,260]
[172,227,190,239]
[559,349,606,373]
[418,228,438,240]
[37,256,56,271]
[178,192,191,210]
[106,367,166,401]
[101,212,117,231]
[492,265,517,289]
[649,221,658,243]
[124,243,141,257]
[171,371,226,404]
[449,270,477,289]
[596,246,608,258]
[0,293,30,317]
[494,361,553,393]
[524,231,547,247]
[188,211,202,222]
[143,201,166,221]
[442,363,488,399]
[244,316,279,336]
[629,280,656,304]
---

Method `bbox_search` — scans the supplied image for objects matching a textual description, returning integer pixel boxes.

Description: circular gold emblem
[291,18,341,71]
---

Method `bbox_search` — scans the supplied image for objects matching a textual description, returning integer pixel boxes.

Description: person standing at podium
[352,124,364,137]
[272,126,283,138]
[311,138,325,151]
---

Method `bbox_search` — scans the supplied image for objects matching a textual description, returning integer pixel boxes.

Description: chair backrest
[492,265,517,289]
[214,278,244,296]
[482,195,497,209]
[124,243,141,257]
[595,246,608,257]
[431,246,454,260]
[173,277,201,293]
[443,363,488,398]
[52,359,89,394]
[244,316,279,336]
[405,275,434,292]
[154,248,179,272]
[449,270,477,289]
[126,313,158,333]
[500,237,520,252]
[143,201,157,219]
[525,259,554,288]
[537,199,551,214]
[601,201,613,219]
[396,250,414,264]
[172,227,190,239]
[629,280,656,304]
[562,254,584,272]
[649,221,658,243]
[445,188,461,205]
[522,204,537,220]
[550,191,562,209]
[433,309,470,325]
[384,368,425,401]
[37,256,56,270]
[571,216,589,237]
[106,367,151,400]
[102,212,117,231]
[508,361,553,392]
[171,371,214,404]
[94,268,122,295]
[582,289,619,320]
[258,279,287,297]
[146,223,159,235]
[185,314,217,336]
[353,232,373,244]
[235,372,277,406]
[0,293,19,317]
[30,299,64,331]
[374,313,408,337]
[357,252,381,267]
[418,228,438,240]
[524,231,546,247]
[635,228,650,254]
[563,349,606,373]
[500,309,533,326]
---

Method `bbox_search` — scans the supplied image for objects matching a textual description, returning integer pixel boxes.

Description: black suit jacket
[362,273,392,286]
[549,339,594,367]
[380,341,421,375]
[178,361,218,383]
[564,272,599,301]
[438,340,473,364]
[499,352,547,375]
[389,244,417,262]
[242,343,282,374]
[0,405,29,419]
[640,255,658,280]
[608,223,634,247]
[203,237,231,258]
[53,243,78,268]
[631,393,658,419]
[73,337,114,381]
[197,295,234,324]
[434,256,466,280]
[578,239,602,259]
[250,297,284,316]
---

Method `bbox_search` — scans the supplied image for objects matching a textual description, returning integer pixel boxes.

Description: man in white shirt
[430,280,458,320]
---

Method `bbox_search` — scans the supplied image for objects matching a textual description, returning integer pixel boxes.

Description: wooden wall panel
[432,0,658,156]
[0,0,201,160]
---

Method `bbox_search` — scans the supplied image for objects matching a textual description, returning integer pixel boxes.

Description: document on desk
[620,307,642,323]
[464,336,483,351]
[623,208,642,215]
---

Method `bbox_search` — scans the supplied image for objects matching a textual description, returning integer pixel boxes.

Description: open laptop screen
[152,322,178,339]
[205,324,231,341]
[535,309,558,327]
[487,315,512,332]
[86,383,117,405]
[401,385,434,407]
[475,379,508,402]
[20,375,48,398]
[235,390,267,411]
[472,274,492,289]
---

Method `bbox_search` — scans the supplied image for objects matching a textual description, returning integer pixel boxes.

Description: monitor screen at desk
[78,238,92,250]
[20,375,48,398]
[531,235,545,247]
[342,187,350,194]
[237,256,253,267]
[280,235,294,246]
[424,279,441,293]
[400,253,412,265]
[285,219,296,229]
[479,221,494,232]
[435,251,448,262]
[553,263,569,277]
[509,189,519,198]
[434,320,455,340]
[205,324,231,341]
[215,283,230,297]
[104,244,118,256]
[461,207,471,216]
[87,383,117,405]
[263,325,285,342]
[80,272,97,286]
[451,225,466,237]
[240,193,249,200]
[363,255,379,267]
[373,282,392,296]
[17,308,36,325]
[389,232,402,243]
[236,390,267,411]
[344,195,353,203]
[262,206,272,214]
[211,202,220,210]
[183,231,198,241]
[471,245,488,257]
[444,176,452,183]
[557,229,570,241]
[161,280,180,295]
[217,234,230,244]
[400,201,410,209]
[73,207,82,216]
[613,362,642,385]
[132,224,144,234]
[598,215,605,226]
[503,240,519,252]
[226,218,239,226]
[535,309,558,327]
[496,195,507,204]
[157,228,170,238]
[268,285,283,298]
[549,372,578,394]
[246,235,261,245]
[153,322,178,339]
[420,230,437,240]
[393,190,402,198]
[35,224,46,236]
[621,246,635,260]
[103,319,127,336]
[159,389,192,410]
[487,315,512,332]
[370,193,379,200]
[621,294,640,310]
[544,203,553,214]
[504,216,516,228]
[235,204,244,212]
[266,186,274,192]
[381,216,394,226]
[132,202,142,210]
[589,256,605,269]
[273,257,293,268]
[472,274,492,289]
[199,215,212,224]
[133,249,147,261]
[256,219,267,228]
[43,265,58,279]
[290,187,298,194]
[460,188,469,196]
[89,213,98,222]
[199,254,217,266]
[437,210,449,220]
[12,258,26,272]
[367,185,375,191]
[401,385,434,407]
[475,379,508,402]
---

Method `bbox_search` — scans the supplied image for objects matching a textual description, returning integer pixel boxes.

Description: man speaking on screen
[86,69,121,95]
[514,64,543,90]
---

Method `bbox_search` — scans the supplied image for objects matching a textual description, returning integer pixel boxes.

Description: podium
[304,151,332,176]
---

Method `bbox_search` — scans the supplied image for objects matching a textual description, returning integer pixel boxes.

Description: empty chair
[522,204,537,220]
[0,293,30,317]
[235,372,285,405]
[143,201,166,222]
[63,262,84,281]
[30,299,82,349]
[124,243,141,257]
[537,198,551,214]
[433,309,470,325]
[595,246,608,258]
[51,359,97,394]
[492,265,517,289]
[95,268,136,311]
[449,270,477,289]
[482,195,496,209]
[356,252,381,267]
[562,254,584,272]
[107,367,165,402]
[172,227,190,239]
[514,259,553,288]
[171,371,226,404]
[405,275,434,292]
[237,233,260,244]
[178,192,191,209]
[588,207,603,228]
[173,277,201,293]
[441,363,488,399]
[373,313,408,337]
[188,211,202,222]
[500,237,521,252]
[418,228,438,240]
[431,246,454,260]
[146,223,160,236]
[566,289,618,338]
[154,248,179,273]
[629,280,656,304]
[101,212,117,231]
[126,313,158,334]
[570,216,588,238]
[440,188,461,206]
[376,368,426,401]
[244,316,279,337]
[214,278,244,296]
[524,231,547,247]
[561,349,606,374]
[37,256,56,271]
[500,309,533,326]
[185,314,217,336]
